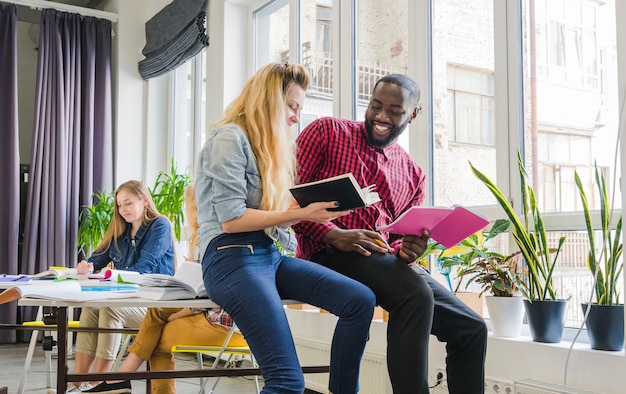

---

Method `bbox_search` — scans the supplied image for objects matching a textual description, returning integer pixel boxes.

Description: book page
[0,280,81,304]
[172,261,206,295]
[32,267,78,279]
[360,184,381,206]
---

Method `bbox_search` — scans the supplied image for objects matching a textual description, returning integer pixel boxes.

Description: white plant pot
[485,295,524,338]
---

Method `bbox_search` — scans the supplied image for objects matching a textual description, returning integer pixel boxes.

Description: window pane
[523,0,621,328]
[524,0,619,212]
[432,0,496,207]
[254,0,290,66]
[301,0,334,127]
[355,0,408,146]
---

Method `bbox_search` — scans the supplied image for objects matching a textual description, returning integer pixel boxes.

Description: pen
[374,239,390,248]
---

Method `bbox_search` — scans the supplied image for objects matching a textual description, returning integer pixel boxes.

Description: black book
[290,173,381,211]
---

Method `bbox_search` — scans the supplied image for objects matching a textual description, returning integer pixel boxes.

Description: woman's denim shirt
[88,216,175,275]
[195,124,296,258]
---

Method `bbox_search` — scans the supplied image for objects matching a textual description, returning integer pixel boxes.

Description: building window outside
[535,0,599,90]
[447,66,495,146]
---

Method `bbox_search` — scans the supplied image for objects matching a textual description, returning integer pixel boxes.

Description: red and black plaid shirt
[293,117,425,260]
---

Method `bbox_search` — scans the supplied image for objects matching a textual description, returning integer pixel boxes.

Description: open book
[32,266,78,280]
[119,261,207,301]
[0,280,138,304]
[376,205,490,248]
[290,173,381,211]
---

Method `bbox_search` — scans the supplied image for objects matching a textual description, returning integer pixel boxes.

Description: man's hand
[322,228,392,256]
[397,230,430,262]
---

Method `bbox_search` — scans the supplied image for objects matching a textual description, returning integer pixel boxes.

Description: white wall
[287,308,625,394]
[103,0,171,186]
[105,0,251,183]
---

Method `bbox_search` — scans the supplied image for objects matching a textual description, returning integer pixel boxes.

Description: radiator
[515,379,600,394]
[293,337,389,394]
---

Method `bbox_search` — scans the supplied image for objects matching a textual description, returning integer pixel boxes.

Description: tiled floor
[0,342,262,393]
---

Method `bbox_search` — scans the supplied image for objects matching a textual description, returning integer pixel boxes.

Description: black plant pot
[523,299,567,343]
[582,303,624,351]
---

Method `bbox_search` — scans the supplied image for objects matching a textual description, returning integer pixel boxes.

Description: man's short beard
[365,119,410,148]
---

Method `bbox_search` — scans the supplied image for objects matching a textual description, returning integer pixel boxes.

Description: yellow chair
[18,306,80,394]
[170,325,260,394]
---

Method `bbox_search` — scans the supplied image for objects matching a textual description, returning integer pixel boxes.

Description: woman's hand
[76,260,94,275]
[300,201,352,223]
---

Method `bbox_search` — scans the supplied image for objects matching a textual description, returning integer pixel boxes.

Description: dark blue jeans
[311,248,487,394]
[202,231,376,394]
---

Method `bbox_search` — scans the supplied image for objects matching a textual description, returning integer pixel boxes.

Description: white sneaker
[66,382,94,393]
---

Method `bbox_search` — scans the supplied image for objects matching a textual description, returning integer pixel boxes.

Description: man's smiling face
[364,81,416,149]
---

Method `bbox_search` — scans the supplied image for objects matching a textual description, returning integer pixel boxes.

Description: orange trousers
[128,308,246,393]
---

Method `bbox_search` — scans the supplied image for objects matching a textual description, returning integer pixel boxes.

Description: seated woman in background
[84,185,245,394]
[67,180,176,393]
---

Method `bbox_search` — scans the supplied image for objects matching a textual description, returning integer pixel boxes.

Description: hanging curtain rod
[1,0,118,23]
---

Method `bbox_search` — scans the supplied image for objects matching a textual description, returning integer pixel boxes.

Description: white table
[16,297,328,392]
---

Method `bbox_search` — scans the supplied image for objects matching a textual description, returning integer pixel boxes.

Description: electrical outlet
[433,366,447,390]
[485,377,514,394]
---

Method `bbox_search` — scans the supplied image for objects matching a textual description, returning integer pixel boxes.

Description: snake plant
[469,150,565,301]
[574,163,623,306]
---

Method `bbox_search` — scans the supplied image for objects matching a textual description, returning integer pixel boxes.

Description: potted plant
[440,220,526,337]
[470,151,568,343]
[77,189,114,258]
[149,158,192,242]
[575,164,624,351]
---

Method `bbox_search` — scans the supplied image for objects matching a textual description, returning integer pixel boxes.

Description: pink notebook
[376,205,490,248]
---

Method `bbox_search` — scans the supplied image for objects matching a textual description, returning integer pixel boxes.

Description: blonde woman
[68,180,175,393]
[195,63,376,394]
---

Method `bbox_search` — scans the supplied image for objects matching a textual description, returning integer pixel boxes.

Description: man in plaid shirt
[292,74,487,394]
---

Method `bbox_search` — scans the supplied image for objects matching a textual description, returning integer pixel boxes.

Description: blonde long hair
[93,180,165,254]
[184,185,200,260]
[213,63,311,212]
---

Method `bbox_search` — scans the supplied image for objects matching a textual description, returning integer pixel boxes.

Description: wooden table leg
[56,307,68,393]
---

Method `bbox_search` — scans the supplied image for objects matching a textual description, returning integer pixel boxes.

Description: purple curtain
[0,3,20,343]
[20,9,113,327]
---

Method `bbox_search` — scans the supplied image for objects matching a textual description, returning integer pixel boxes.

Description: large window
[254,0,334,128]
[171,52,206,178]
[355,0,408,124]
[522,0,621,327]
[431,0,497,208]
[238,0,624,333]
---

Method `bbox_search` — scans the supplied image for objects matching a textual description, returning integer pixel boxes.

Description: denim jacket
[195,124,296,258]
[88,216,175,275]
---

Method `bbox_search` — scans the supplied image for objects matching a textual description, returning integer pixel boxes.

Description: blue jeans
[202,231,376,394]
